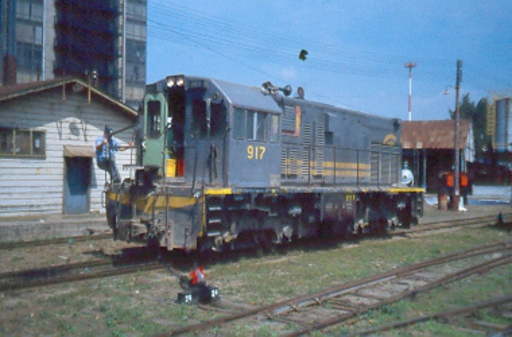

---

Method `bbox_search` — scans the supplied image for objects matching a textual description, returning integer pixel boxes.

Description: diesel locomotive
[105,75,424,252]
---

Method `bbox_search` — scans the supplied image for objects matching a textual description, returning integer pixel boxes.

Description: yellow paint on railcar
[105,190,197,212]
[204,188,233,195]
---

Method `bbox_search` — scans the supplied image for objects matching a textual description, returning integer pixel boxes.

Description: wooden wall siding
[0,88,136,217]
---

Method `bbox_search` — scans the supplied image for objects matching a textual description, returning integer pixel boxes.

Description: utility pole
[451,59,463,210]
[404,62,417,121]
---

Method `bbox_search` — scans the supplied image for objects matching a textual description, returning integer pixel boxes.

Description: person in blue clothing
[95,126,134,183]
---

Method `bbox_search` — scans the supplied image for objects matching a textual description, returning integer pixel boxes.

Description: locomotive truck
[105,75,423,252]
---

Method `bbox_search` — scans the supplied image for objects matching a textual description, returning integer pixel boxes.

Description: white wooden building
[0,77,138,218]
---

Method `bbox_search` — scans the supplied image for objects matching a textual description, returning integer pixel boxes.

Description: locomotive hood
[209,78,282,115]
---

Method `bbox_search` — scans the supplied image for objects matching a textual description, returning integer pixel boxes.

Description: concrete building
[0,0,146,109]
[0,77,137,218]
[401,119,475,192]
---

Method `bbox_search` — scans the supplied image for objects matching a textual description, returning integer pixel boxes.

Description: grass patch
[1,222,510,336]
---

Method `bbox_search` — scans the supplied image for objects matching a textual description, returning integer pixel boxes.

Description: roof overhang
[0,77,138,120]
[63,145,95,158]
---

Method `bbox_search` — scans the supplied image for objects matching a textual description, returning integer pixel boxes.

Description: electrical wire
[147,0,510,95]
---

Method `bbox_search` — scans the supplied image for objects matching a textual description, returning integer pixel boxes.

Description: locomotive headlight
[166,77,175,88]
[166,76,185,88]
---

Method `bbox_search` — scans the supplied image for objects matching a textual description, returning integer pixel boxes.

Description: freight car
[105,75,423,252]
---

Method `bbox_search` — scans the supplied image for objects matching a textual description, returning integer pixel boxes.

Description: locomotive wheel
[106,200,116,229]
[318,221,334,238]
[375,218,388,235]
[400,211,412,229]
[259,231,275,251]
[147,234,161,251]
[106,200,119,240]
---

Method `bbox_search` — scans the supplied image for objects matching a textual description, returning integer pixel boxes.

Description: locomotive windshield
[191,96,226,139]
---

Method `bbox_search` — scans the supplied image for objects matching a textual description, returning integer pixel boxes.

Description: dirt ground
[0,202,510,336]
[1,203,510,274]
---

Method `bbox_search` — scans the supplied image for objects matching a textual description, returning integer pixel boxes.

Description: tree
[449,93,489,159]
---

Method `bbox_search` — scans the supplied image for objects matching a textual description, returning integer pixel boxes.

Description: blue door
[64,157,91,214]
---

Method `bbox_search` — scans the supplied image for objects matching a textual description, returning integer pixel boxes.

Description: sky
[146,1,512,122]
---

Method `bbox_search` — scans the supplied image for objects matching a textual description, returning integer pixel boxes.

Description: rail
[154,240,512,336]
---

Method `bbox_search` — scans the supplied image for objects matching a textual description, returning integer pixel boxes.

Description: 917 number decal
[345,194,356,202]
[247,145,266,160]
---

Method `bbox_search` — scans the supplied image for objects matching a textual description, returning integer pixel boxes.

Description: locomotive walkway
[0,185,510,244]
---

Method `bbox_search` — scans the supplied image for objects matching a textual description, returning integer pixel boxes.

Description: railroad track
[0,232,111,250]
[0,250,187,292]
[0,213,510,293]
[393,212,512,236]
[343,295,512,336]
[154,240,512,336]
[1,212,510,252]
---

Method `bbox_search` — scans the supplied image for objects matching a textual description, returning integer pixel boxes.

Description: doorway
[64,156,91,214]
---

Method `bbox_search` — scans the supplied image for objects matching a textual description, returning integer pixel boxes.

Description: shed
[401,120,475,192]
[0,77,138,217]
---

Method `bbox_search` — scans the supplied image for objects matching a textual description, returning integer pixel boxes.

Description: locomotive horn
[281,85,292,97]
[261,81,292,96]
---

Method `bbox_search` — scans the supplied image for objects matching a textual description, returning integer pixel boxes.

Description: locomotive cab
[140,75,282,188]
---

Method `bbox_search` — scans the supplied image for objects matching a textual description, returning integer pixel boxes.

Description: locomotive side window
[248,110,266,141]
[233,108,245,140]
[234,108,272,142]
[147,101,162,138]
[246,111,256,140]
[269,114,279,142]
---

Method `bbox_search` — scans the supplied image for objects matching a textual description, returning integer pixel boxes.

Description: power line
[147,1,508,99]
[147,1,432,79]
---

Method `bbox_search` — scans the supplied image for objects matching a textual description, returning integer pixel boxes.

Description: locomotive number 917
[105,75,423,252]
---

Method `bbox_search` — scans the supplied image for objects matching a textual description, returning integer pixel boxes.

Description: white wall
[0,87,136,217]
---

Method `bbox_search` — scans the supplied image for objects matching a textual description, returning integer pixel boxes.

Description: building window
[0,127,46,158]
[34,26,42,45]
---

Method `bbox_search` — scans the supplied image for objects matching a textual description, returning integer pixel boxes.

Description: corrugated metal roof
[402,119,471,149]
[0,77,69,98]
[0,77,137,119]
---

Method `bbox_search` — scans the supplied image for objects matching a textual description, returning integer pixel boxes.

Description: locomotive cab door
[143,88,187,178]
[142,93,167,174]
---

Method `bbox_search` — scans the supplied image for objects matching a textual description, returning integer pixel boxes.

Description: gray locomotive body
[106,75,423,251]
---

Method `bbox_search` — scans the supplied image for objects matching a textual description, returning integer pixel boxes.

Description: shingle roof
[401,119,471,150]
